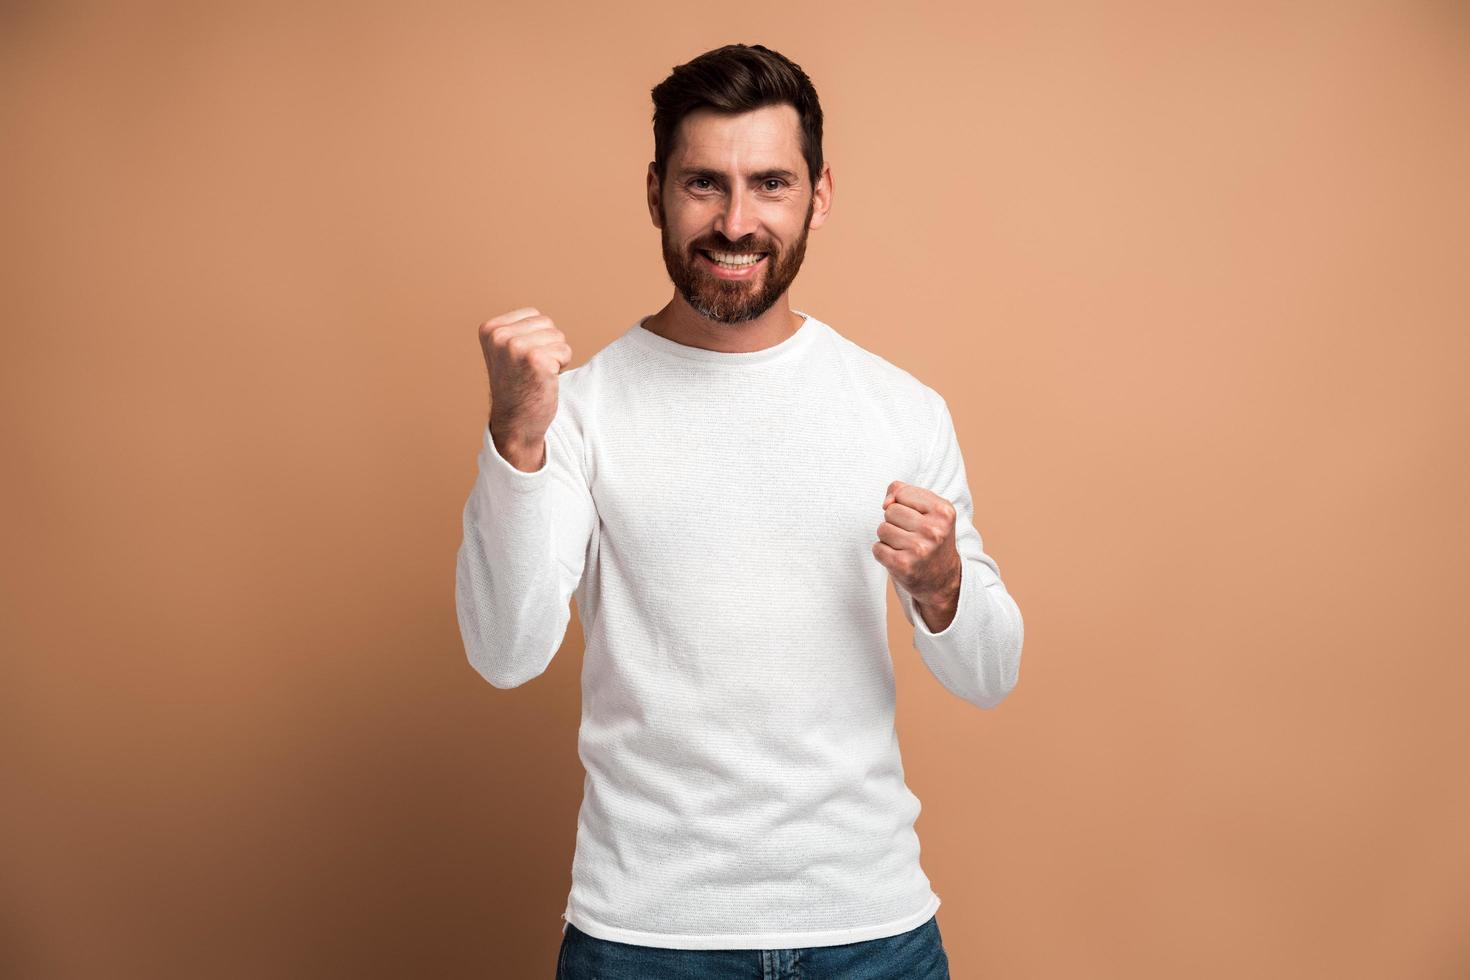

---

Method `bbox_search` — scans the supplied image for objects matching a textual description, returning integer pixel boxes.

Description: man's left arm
[875,390,1025,710]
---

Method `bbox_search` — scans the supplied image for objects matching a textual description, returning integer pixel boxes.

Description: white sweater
[455,309,1024,950]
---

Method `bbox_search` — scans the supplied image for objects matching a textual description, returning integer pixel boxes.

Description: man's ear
[646,162,663,229]
[808,162,834,231]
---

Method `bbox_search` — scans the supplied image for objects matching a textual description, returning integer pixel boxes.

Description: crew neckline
[628,309,820,367]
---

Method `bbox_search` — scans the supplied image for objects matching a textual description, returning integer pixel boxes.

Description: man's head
[647,44,832,324]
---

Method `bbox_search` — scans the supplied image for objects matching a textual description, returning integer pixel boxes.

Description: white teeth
[705,250,764,267]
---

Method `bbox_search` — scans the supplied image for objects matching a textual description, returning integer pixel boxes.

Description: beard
[658,193,815,324]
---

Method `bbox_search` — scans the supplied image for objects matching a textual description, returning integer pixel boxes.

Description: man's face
[649,103,829,324]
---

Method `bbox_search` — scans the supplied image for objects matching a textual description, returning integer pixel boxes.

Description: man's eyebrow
[675,166,801,183]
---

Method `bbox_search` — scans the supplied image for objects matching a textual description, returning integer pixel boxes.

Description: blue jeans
[556,914,951,979]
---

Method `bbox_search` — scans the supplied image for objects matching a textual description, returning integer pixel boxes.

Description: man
[456,43,1023,979]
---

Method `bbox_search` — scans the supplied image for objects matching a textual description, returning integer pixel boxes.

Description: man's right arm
[454,417,596,688]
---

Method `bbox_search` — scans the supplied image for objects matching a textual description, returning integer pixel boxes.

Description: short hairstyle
[650,43,825,189]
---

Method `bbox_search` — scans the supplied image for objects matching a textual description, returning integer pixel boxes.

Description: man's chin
[693,293,780,324]
[689,281,759,312]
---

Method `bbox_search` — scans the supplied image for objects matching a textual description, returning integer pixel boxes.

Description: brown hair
[650,43,824,189]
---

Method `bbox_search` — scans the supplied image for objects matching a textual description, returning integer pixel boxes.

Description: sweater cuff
[908,555,1000,639]
[478,424,549,494]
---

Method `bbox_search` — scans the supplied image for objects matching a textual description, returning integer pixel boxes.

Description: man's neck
[641,297,804,354]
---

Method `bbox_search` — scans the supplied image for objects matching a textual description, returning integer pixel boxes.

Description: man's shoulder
[542,319,644,439]
[550,318,641,391]
[820,317,941,410]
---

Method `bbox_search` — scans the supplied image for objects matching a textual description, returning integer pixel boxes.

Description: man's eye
[690,178,714,190]
[763,179,786,191]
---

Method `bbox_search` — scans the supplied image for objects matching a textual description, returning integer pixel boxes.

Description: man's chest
[586,387,924,579]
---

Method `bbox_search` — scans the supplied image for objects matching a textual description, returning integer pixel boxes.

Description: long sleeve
[891,391,1024,710]
[455,414,597,689]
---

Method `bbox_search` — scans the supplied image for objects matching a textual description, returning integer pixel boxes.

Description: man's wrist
[913,562,962,632]
[489,421,546,473]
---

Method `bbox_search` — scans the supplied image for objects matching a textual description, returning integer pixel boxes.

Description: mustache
[693,241,772,255]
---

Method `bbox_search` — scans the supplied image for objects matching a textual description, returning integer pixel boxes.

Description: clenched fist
[873,480,963,631]
[478,307,573,473]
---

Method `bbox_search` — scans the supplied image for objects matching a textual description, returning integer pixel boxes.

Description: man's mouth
[699,249,767,271]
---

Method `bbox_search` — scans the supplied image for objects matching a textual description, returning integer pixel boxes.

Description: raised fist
[478,307,573,472]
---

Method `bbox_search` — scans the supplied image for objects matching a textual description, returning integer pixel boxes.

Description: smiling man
[456,43,1024,980]
[648,99,817,338]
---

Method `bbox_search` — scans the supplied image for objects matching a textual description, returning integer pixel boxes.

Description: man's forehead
[672,106,802,173]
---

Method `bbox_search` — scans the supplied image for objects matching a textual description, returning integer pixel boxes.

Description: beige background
[4,2,1468,977]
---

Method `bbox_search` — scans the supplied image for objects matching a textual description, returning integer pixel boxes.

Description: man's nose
[715,186,758,242]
